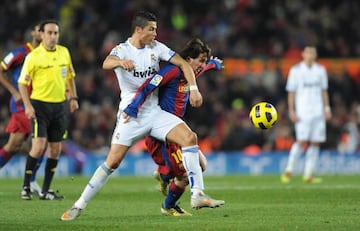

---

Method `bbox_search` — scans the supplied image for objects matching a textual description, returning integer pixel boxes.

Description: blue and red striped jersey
[1,43,33,113]
[124,61,219,118]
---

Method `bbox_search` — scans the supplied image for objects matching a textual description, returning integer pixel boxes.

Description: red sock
[169,181,185,193]
[0,148,12,161]
[0,148,13,167]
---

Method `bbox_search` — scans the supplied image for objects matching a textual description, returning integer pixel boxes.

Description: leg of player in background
[30,150,46,197]
[281,141,305,183]
[303,119,326,183]
[149,140,191,215]
[161,176,192,216]
[0,148,12,167]
[0,132,26,168]
[303,144,322,183]
[160,149,208,216]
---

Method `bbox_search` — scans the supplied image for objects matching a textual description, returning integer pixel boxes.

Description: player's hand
[121,111,131,123]
[120,60,135,71]
[24,105,35,120]
[207,56,223,70]
[324,108,332,121]
[189,89,203,107]
[123,105,138,119]
[69,100,79,113]
[289,110,298,123]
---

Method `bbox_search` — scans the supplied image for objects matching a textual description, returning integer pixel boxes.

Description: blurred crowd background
[0,0,359,155]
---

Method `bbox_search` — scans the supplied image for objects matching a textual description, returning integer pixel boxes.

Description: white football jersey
[109,38,175,114]
[286,61,328,120]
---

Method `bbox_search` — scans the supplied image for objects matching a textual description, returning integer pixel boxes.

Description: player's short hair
[30,21,41,31]
[301,43,316,50]
[131,11,157,32]
[39,19,59,32]
[180,38,211,60]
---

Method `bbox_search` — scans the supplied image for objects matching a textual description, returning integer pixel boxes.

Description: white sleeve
[109,45,125,59]
[154,41,175,61]
[285,67,297,92]
[321,66,328,90]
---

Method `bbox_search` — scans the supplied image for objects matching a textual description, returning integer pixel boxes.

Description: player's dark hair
[39,19,59,32]
[30,21,41,31]
[131,11,157,32]
[180,38,211,60]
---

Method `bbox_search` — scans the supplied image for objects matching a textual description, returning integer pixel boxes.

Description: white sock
[304,145,320,179]
[181,145,204,197]
[285,142,303,173]
[74,162,114,209]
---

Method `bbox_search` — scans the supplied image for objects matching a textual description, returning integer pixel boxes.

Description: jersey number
[171,149,182,164]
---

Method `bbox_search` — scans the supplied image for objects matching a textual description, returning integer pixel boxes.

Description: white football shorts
[295,116,326,142]
[111,106,184,146]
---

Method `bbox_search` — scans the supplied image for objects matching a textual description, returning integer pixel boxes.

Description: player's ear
[135,26,142,34]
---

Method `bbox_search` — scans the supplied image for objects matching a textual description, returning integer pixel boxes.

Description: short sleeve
[109,45,125,59]
[65,48,76,79]
[1,48,23,71]
[154,41,175,62]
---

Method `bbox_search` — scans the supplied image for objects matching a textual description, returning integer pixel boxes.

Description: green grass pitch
[0,175,359,231]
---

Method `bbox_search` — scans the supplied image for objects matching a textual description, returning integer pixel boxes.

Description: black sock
[42,158,58,193]
[23,155,39,188]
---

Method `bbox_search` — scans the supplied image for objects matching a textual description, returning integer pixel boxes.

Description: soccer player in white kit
[281,45,332,183]
[61,11,223,221]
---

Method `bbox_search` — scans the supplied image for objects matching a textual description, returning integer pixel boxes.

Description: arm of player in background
[123,66,181,118]
[0,69,22,102]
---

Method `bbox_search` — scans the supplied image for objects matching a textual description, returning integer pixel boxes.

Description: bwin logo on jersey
[133,66,157,78]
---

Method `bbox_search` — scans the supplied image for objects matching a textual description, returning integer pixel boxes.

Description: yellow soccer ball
[249,102,278,129]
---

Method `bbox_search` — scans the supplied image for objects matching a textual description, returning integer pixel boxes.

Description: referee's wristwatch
[69,96,79,101]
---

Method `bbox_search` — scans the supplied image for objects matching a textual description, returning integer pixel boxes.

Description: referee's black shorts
[30,99,67,142]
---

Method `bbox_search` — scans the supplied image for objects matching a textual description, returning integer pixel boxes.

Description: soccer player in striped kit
[281,45,332,183]
[0,23,44,196]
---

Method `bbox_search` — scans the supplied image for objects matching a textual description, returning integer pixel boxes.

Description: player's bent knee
[183,131,197,146]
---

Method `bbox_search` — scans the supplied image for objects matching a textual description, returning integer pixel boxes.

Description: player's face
[32,25,42,44]
[138,21,157,46]
[302,47,317,64]
[41,23,59,51]
[188,53,208,75]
